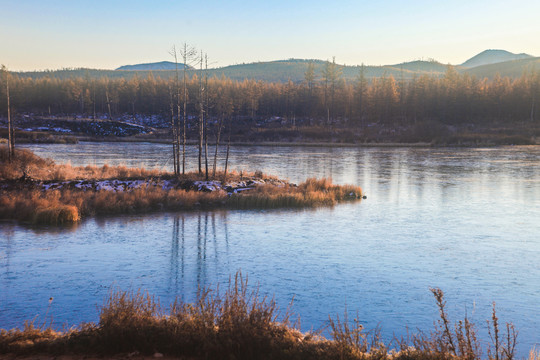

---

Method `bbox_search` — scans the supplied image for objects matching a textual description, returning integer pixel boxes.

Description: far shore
[10,133,538,148]
[75,137,436,148]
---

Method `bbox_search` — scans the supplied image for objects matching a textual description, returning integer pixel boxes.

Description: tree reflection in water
[168,212,230,300]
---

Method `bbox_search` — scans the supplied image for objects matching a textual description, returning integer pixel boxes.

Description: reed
[0,278,525,360]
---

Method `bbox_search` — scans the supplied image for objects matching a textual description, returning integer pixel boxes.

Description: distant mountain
[116,61,191,71]
[460,49,533,68]
[463,56,540,78]
[210,59,448,82]
[16,50,539,82]
[387,60,449,73]
[12,60,450,82]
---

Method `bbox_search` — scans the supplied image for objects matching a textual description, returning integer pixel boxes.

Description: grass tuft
[33,205,80,225]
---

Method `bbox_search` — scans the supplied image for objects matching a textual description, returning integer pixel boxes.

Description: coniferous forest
[2,63,540,144]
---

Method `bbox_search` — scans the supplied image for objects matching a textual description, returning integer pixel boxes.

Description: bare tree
[168,81,178,174]
[180,43,197,174]
[213,114,223,178]
[169,45,181,175]
[204,54,209,180]
[224,116,232,179]
[198,51,204,174]
[2,65,13,161]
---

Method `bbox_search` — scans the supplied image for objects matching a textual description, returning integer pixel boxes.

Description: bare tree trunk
[213,114,224,178]
[170,45,181,176]
[224,116,231,179]
[198,51,203,174]
[105,88,112,120]
[4,66,13,161]
[180,44,196,175]
[204,54,209,180]
[169,84,178,174]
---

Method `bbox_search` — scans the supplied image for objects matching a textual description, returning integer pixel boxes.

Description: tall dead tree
[224,116,232,179]
[168,82,178,174]
[198,51,204,174]
[180,43,197,174]
[204,54,209,180]
[213,115,223,178]
[2,65,13,161]
[170,46,182,175]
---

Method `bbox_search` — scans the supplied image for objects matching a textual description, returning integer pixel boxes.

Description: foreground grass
[0,147,363,225]
[0,274,530,360]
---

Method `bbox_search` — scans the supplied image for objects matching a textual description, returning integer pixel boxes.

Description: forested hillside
[3,65,540,125]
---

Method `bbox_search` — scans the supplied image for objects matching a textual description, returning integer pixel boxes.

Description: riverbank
[3,113,539,147]
[0,275,528,360]
[0,147,363,225]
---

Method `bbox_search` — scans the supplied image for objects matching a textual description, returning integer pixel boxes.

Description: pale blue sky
[1,0,540,71]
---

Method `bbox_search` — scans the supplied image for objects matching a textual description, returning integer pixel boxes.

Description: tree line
[2,63,540,129]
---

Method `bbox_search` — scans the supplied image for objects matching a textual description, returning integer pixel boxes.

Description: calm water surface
[1,143,539,356]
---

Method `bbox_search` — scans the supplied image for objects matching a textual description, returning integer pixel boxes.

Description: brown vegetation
[0,147,162,181]
[0,147,363,225]
[228,178,362,209]
[2,66,540,145]
[0,276,529,360]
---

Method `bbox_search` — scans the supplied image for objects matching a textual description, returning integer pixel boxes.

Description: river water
[1,143,539,356]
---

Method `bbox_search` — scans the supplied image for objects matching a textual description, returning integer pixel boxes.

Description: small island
[0,147,364,225]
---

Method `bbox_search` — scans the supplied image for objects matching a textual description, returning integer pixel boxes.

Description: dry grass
[0,146,163,181]
[1,147,363,225]
[33,205,80,225]
[0,273,328,359]
[0,279,528,360]
[0,146,277,182]
[228,178,363,209]
[529,349,540,360]
[0,188,228,224]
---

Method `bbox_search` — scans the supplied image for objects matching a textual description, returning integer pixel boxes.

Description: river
[1,142,539,356]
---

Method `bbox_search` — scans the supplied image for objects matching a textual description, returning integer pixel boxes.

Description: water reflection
[4,144,540,356]
[1,228,13,277]
[168,212,230,299]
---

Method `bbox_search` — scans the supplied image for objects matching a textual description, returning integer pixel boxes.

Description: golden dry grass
[0,147,162,181]
[0,146,277,182]
[0,278,526,360]
[1,146,363,225]
[33,205,80,225]
[227,178,362,209]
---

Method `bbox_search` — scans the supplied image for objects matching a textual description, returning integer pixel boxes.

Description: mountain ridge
[460,49,533,68]
[15,50,538,82]
[116,61,192,71]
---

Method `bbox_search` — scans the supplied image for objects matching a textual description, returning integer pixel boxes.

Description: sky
[1,0,540,71]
